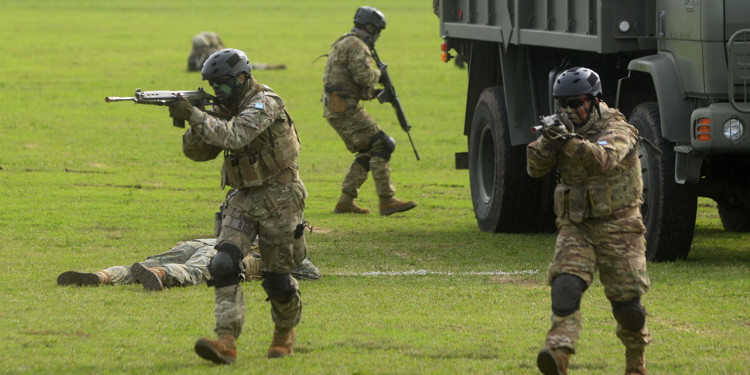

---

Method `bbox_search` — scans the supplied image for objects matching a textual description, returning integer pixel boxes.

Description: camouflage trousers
[104,239,216,287]
[545,213,652,352]
[213,179,307,338]
[326,107,396,198]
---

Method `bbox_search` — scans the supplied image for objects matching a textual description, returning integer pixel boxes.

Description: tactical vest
[323,32,375,102]
[221,89,300,189]
[553,108,643,222]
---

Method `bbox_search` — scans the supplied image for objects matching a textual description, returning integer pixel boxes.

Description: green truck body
[438,0,750,260]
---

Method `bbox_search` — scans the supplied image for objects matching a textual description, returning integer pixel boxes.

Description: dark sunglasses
[208,75,234,87]
[557,97,589,109]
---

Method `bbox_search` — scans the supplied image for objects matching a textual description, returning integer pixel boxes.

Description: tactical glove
[168,97,193,121]
[538,114,571,144]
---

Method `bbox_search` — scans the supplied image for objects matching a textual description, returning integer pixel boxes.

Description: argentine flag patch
[597,140,608,145]
[253,102,264,109]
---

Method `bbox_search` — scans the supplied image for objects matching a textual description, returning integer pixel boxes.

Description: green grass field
[1,1,748,374]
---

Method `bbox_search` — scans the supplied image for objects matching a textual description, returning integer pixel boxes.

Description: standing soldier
[527,67,652,375]
[323,6,417,216]
[168,48,308,364]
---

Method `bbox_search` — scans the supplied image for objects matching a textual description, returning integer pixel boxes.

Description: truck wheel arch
[624,54,692,143]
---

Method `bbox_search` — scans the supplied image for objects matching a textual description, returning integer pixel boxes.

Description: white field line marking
[329,269,539,276]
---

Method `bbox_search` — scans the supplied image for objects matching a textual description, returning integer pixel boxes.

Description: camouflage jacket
[323,28,381,102]
[527,102,643,222]
[182,77,301,188]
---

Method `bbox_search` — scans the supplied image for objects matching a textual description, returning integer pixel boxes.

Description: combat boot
[334,193,370,214]
[537,347,570,375]
[131,263,166,291]
[57,271,110,286]
[243,255,263,281]
[267,326,295,358]
[625,347,647,375]
[379,196,417,216]
[194,333,237,365]
[292,257,321,281]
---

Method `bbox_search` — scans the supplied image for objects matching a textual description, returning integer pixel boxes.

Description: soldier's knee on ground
[209,242,243,288]
[611,297,647,332]
[551,273,588,316]
[262,272,297,303]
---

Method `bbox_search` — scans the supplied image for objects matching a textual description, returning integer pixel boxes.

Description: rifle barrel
[104,96,135,103]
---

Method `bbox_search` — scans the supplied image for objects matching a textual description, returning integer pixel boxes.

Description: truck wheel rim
[638,144,652,223]
[477,124,496,203]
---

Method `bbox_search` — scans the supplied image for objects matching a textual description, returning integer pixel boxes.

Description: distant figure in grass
[322,6,417,216]
[169,47,308,363]
[56,238,320,290]
[187,32,286,72]
[526,67,651,375]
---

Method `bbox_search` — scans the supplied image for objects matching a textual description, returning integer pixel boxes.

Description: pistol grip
[376,89,391,104]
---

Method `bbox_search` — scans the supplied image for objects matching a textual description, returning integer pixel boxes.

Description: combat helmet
[552,67,602,99]
[201,48,252,81]
[354,6,386,33]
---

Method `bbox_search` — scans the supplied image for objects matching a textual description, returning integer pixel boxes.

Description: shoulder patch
[253,102,264,110]
[597,140,609,145]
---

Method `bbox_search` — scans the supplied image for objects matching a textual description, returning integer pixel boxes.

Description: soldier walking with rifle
[323,6,418,216]
[166,48,309,364]
[528,67,651,375]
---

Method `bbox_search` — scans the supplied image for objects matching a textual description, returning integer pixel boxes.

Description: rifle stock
[371,49,420,160]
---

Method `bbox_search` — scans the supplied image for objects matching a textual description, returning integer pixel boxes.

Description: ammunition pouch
[214,207,223,237]
[221,119,300,189]
[554,173,640,222]
[223,154,264,188]
[324,84,353,113]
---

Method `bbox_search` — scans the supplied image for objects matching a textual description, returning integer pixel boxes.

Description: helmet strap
[594,97,601,118]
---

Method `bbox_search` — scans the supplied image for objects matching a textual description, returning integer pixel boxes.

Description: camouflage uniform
[57,238,320,288]
[188,32,225,72]
[187,32,286,72]
[182,76,307,340]
[527,102,652,354]
[323,28,396,200]
[105,239,216,286]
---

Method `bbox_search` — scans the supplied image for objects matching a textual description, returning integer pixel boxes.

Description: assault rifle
[371,49,420,160]
[532,114,564,134]
[531,113,576,142]
[105,88,216,128]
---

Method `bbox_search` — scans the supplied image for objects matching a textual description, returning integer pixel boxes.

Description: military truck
[437,0,750,261]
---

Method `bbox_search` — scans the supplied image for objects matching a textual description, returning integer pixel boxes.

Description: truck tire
[468,87,555,233]
[628,102,698,261]
[717,203,750,232]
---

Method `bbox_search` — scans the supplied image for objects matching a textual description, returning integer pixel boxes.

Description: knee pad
[354,155,371,171]
[369,131,396,161]
[611,298,647,332]
[551,274,587,317]
[261,272,296,303]
[208,242,242,288]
